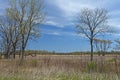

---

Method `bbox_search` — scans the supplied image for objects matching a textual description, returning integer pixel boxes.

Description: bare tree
[7,0,44,61]
[0,18,12,58]
[0,12,20,59]
[94,38,112,56]
[76,8,109,61]
[114,39,120,51]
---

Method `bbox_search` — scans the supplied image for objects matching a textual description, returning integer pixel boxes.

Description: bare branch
[76,8,109,61]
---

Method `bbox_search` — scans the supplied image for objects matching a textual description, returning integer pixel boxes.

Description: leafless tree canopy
[114,39,120,51]
[76,8,109,61]
[0,0,45,60]
[76,8,108,39]
[94,38,112,56]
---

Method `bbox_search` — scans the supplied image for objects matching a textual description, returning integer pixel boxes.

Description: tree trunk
[13,50,16,59]
[90,39,93,61]
[19,47,25,65]
[13,43,17,59]
[4,49,10,59]
[13,53,15,59]
[21,47,25,60]
[4,54,9,59]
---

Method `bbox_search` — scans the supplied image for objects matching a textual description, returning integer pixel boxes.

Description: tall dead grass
[0,55,120,80]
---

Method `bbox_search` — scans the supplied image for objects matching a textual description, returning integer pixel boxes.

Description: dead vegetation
[0,54,119,80]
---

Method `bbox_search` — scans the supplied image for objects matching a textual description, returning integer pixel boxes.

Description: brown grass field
[0,54,120,80]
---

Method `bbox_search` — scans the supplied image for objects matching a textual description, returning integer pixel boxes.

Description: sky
[0,0,120,52]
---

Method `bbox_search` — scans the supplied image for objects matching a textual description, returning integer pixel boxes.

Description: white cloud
[0,1,9,15]
[41,28,86,38]
[41,29,60,36]
[45,21,58,26]
[54,0,120,30]
[52,32,60,35]
[108,18,120,28]
[45,20,64,28]
[51,0,117,17]
[53,0,94,17]
[46,0,120,29]
[44,16,66,27]
[109,10,120,16]
[44,0,120,38]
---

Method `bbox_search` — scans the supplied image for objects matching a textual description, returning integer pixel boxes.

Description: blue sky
[1,0,120,52]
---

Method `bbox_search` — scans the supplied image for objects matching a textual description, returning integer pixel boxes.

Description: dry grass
[0,54,120,80]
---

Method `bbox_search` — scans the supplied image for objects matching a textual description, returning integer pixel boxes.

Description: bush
[31,59,38,67]
[86,61,96,73]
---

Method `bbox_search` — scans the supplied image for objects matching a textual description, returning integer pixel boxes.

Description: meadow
[0,54,120,80]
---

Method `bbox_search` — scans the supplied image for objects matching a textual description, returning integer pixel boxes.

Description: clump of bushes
[86,61,96,73]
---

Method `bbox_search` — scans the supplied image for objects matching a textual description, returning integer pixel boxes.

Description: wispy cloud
[45,20,64,28]
[43,0,120,40]
[41,29,61,36]
[0,0,9,15]
[41,28,86,38]
[109,10,120,17]
[53,0,94,17]
[108,18,120,28]
[51,0,117,17]
[45,0,120,29]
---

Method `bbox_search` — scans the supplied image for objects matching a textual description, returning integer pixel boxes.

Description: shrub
[31,59,38,67]
[86,61,96,73]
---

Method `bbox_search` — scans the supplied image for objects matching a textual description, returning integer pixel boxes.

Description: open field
[1,0,120,80]
[0,54,120,80]
[25,54,120,61]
